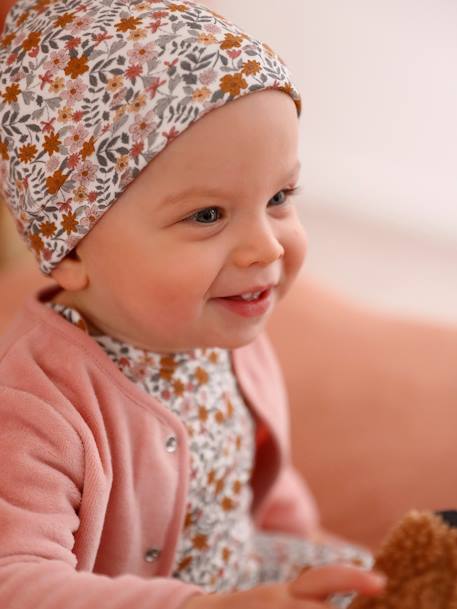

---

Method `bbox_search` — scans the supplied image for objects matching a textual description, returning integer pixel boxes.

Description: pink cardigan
[0,287,319,609]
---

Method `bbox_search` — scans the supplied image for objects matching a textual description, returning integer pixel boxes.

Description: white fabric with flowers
[48,303,372,605]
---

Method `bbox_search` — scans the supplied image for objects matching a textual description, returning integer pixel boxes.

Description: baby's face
[67,90,306,351]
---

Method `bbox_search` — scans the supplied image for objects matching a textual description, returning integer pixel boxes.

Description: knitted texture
[348,510,457,609]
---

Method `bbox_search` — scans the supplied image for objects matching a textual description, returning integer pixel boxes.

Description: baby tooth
[241,291,261,301]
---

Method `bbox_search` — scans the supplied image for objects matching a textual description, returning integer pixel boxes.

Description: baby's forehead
[146,89,300,171]
[136,159,301,214]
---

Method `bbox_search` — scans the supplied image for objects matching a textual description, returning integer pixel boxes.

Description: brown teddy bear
[347,510,457,609]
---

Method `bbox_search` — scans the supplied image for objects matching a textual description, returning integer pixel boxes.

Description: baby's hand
[290,563,385,603]
[182,564,385,609]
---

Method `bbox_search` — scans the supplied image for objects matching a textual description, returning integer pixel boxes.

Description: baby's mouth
[218,287,272,303]
[211,287,274,318]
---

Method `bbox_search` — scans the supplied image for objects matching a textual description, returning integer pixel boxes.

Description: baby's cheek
[155,273,205,318]
[285,221,307,276]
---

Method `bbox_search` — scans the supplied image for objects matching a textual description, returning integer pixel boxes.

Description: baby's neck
[50,288,74,308]
[50,289,102,336]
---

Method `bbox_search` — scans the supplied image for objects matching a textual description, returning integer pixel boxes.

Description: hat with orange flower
[0,0,301,274]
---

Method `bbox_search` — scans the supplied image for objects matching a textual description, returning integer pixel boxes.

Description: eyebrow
[163,161,302,206]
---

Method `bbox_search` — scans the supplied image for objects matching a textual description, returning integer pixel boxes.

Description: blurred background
[1,0,456,323]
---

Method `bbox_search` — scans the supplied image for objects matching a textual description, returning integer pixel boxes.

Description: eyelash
[184,186,303,225]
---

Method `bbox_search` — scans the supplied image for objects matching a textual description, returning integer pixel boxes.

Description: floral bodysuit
[48,303,372,605]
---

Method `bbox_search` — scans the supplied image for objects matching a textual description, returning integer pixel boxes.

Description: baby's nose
[232,220,285,267]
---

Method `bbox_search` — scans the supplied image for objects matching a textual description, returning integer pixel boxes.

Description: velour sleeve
[0,386,203,609]
[256,461,320,538]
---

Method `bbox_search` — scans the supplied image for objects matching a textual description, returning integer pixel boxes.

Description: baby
[0,1,385,608]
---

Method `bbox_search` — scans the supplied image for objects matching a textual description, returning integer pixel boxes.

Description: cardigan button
[165,435,177,453]
[144,548,161,562]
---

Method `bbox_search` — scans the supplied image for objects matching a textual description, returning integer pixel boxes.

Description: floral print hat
[0,0,301,274]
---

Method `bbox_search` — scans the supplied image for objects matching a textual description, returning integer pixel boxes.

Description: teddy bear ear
[435,510,457,529]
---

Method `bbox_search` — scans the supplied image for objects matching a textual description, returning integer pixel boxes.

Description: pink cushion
[267,273,457,549]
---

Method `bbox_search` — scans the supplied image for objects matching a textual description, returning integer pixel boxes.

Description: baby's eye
[187,207,222,224]
[268,187,301,207]
[269,190,288,206]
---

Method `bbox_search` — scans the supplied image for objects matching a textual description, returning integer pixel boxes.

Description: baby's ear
[50,249,89,291]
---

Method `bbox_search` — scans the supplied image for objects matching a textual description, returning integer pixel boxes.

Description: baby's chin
[167,334,264,353]
[149,328,266,353]
[97,309,271,352]
[203,325,268,351]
